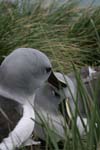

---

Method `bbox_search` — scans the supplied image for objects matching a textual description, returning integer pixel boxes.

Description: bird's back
[0,96,23,142]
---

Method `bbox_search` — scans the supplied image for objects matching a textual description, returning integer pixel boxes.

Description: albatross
[0,47,54,150]
[34,66,100,140]
[34,72,87,141]
[0,50,99,149]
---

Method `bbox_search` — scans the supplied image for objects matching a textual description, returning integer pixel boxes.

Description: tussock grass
[0,1,100,71]
[0,0,81,72]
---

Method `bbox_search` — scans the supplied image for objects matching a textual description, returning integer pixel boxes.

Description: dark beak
[48,71,67,89]
[58,98,72,129]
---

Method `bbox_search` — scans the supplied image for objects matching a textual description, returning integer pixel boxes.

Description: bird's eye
[46,67,51,73]
[52,90,60,97]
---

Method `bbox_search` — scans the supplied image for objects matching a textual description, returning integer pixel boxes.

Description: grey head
[35,83,61,114]
[33,72,77,141]
[0,48,52,104]
[34,70,98,140]
[34,82,68,141]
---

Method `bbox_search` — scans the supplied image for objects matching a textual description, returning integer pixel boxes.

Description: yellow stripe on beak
[65,98,72,120]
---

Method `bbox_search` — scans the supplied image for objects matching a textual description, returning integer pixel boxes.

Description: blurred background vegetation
[0,1,100,150]
[0,0,100,73]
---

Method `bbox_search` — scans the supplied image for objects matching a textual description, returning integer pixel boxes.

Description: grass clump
[0,1,100,71]
[0,0,80,72]
[67,6,100,66]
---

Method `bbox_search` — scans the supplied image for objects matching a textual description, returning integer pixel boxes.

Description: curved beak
[59,98,72,129]
[48,71,67,89]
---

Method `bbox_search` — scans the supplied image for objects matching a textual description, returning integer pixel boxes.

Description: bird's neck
[0,86,36,105]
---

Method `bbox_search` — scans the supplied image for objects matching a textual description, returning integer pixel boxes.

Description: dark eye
[52,90,60,97]
[46,67,51,73]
